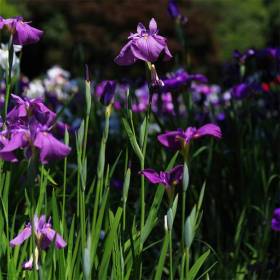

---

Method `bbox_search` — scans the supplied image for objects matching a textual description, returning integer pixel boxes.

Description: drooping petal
[54,233,67,249]
[114,40,136,66]
[0,134,18,162]
[10,225,32,247]
[139,169,162,184]
[0,129,30,153]
[194,124,222,139]
[13,21,43,45]
[155,35,173,61]
[157,130,183,150]
[41,227,66,249]
[33,131,71,164]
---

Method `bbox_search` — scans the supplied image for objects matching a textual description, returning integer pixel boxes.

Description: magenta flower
[272,208,280,232]
[10,215,66,270]
[0,125,71,164]
[0,95,71,164]
[139,165,183,188]
[114,18,172,65]
[4,16,43,45]
[8,94,56,126]
[10,215,66,249]
[158,124,222,150]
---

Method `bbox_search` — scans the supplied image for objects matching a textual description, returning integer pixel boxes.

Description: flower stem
[169,229,173,280]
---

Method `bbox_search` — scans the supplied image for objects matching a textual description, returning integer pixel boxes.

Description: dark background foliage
[2,0,280,81]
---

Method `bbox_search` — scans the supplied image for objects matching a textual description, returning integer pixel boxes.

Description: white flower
[24,79,45,99]
[47,65,70,81]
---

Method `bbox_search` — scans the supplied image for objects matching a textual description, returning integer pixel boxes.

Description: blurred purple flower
[233,49,255,64]
[158,124,222,150]
[114,18,172,65]
[4,16,43,45]
[272,208,280,232]
[167,0,188,24]
[163,70,207,92]
[132,83,149,112]
[139,165,183,188]
[231,83,253,99]
[152,92,175,115]
[95,80,116,106]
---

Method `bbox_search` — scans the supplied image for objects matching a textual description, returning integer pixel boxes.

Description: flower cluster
[0,95,71,164]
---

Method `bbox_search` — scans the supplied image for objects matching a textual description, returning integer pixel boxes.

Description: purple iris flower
[114,18,172,65]
[162,70,207,92]
[158,124,222,150]
[10,215,66,270]
[4,16,43,45]
[272,208,280,232]
[0,124,71,164]
[7,94,56,126]
[10,215,66,249]
[167,0,188,24]
[95,80,117,106]
[139,164,183,188]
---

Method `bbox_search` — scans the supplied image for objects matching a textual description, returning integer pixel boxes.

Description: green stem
[185,247,190,279]
[169,230,173,280]
[62,131,69,232]
[181,190,186,250]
